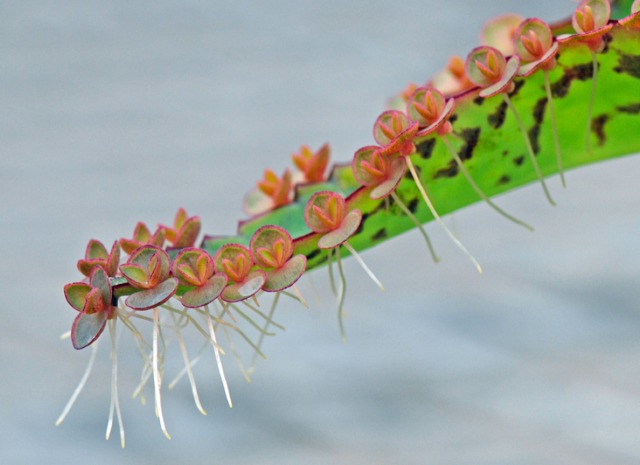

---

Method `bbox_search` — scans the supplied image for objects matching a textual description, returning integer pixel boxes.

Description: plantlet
[57,0,640,445]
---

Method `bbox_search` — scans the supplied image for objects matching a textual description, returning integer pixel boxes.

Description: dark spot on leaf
[551,63,594,98]
[528,125,541,154]
[306,249,321,261]
[449,114,458,124]
[614,53,640,79]
[497,175,511,185]
[407,198,419,214]
[434,160,458,178]
[371,228,387,241]
[458,127,481,161]
[488,101,508,129]
[473,97,484,106]
[502,150,508,157]
[508,79,525,98]
[601,33,613,53]
[416,138,436,159]
[532,97,548,125]
[617,103,640,114]
[591,114,608,146]
[513,155,525,166]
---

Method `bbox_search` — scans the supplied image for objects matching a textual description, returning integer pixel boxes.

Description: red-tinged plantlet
[407,86,533,231]
[59,0,640,444]
[119,221,166,255]
[119,245,179,438]
[244,168,293,215]
[304,191,383,340]
[77,239,120,277]
[465,45,556,206]
[291,143,330,183]
[373,109,483,272]
[428,55,475,96]
[64,266,116,350]
[513,17,565,187]
[559,0,612,154]
[248,225,308,369]
[351,145,441,262]
[161,207,201,248]
[481,13,525,55]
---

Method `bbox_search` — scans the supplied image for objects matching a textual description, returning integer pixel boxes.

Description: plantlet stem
[342,241,384,291]
[390,191,440,263]
[440,134,534,231]
[543,70,565,187]
[205,307,233,408]
[501,93,556,206]
[249,292,280,372]
[335,247,348,343]
[106,318,125,448]
[55,340,98,427]
[406,156,483,273]
[153,308,171,439]
[170,311,207,415]
[586,51,599,154]
[327,248,338,296]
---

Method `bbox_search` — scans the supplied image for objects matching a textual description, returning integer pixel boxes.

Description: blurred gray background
[3,1,640,464]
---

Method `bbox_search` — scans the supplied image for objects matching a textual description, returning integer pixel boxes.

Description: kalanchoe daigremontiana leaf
[291,144,330,183]
[119,221,166,255]
[162,208,201,248]
[77,239,120,277]
[64,267,115,349]
[249,225,307,292]
[120,245,178,310]
[214,243,266,302]
[172,248,227,308]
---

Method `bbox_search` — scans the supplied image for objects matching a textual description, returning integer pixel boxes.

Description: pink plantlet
[514,18,566,187]
[214,243,266,303]
[428,56,475,96]
[558,0,612,153]
[64,266,116,350]
[291,143,330,183]
[77,239,120,277]
[407,86,533,231]
[352,146,439,262]
[173,248,228,308]
[466,45,555,206]
[372,110,419,157]
[119,221,166,255]
[481,13,525,56]
[247,225,308,370]
[244,168,293,216]
[619,0,640,28]
[120,245,178,310]
[60,266,126,446]
[161,207,201,248]
[250,225,307,294]
[304,191,383,341]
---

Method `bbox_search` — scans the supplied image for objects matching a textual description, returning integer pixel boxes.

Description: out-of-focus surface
[3,1,640,464]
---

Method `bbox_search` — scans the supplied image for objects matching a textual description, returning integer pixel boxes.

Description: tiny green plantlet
[58,0,640,445]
